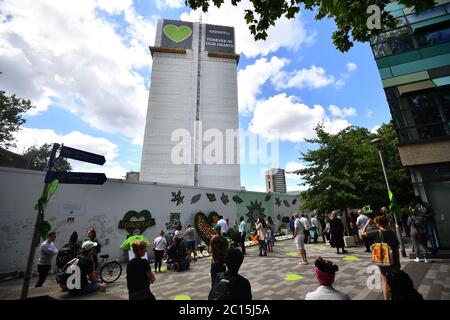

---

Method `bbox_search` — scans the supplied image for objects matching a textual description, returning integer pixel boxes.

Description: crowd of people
[34,200,437,300]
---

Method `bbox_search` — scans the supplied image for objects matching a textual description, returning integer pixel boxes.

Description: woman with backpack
[408,212,429,263]
[361,215,401,300]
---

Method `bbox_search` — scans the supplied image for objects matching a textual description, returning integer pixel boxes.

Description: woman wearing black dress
[329,211,347,254]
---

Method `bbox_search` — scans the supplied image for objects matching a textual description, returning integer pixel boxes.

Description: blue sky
[0,0,392,192]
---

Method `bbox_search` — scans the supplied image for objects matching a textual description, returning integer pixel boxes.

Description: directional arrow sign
[59,146,106,166]
[45,171,107,185]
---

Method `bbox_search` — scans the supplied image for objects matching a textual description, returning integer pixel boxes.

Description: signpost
[59,146,106,166]
[45,172,107,185]
[21,143,107,299]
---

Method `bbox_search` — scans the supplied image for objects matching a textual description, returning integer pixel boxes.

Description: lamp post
[371,138,407,258]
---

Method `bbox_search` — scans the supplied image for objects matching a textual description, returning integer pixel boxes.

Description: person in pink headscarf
[305,257,351,300]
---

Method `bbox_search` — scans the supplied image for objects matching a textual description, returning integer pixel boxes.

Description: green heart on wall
[164,25,192,43]
[118,210,155,235]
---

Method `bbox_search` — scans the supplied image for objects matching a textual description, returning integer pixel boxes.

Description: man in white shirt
[293,213,308,265]
[310,214,320,243]
[36,231,58,287]
[300,214,311,244]
[356,210,370,252]
[217,216,228,236]
[238,217,246,255]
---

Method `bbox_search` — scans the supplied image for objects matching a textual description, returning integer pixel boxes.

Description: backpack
[370,230,394,267]
[208,273,236,300]
[56,257,79,286]
[56,246,78,269]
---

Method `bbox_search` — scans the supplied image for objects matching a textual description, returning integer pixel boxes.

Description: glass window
[416,123,447,140]
[408,92,444,126]
[379,27,409,42]
[387,36,415,54]
[437,86,450,120]
[372,43,385,58]
[406,7,446,24]
[416,27,450,47]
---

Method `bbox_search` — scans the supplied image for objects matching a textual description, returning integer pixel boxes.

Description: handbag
[370,230,394,267]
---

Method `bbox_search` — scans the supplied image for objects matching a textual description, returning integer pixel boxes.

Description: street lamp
[371,138,407,258]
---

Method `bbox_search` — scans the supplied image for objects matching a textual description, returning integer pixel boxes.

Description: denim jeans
[424,221,438,250]
[259,239,266,254]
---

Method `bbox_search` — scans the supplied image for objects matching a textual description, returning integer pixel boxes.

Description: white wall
[0,167,299,273]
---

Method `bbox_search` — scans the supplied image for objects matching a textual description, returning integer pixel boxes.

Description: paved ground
[1,238,449,300]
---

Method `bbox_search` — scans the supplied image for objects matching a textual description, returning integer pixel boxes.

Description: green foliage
[185,0,435,52]
[22,143,72,172]
[281,216,291,224]
[0,90,34,149]
[294,122,415,211]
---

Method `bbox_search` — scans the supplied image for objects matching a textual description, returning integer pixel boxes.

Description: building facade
[140,19,241,190]
[371,1,450,247]
[266,168,287,193]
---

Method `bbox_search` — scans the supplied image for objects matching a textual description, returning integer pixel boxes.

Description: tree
[0,90,34,149]
[22,143,72,172]
[293,122,414,211]
[185,0,435,52]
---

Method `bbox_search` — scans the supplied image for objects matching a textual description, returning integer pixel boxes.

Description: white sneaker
[424,258,430,263]
[414,257,420,262]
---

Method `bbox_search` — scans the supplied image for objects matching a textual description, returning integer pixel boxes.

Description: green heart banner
[163,25,192,43]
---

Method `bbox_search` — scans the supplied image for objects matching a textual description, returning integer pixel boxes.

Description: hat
[82,240,98,251]
[315,256,339,274]
[214,224,222,233]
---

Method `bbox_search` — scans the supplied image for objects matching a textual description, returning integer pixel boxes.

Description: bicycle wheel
[100,261,122,283]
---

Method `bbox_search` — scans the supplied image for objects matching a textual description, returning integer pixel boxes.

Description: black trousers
[240,231,246,255]
[36,265,51,287]
[129,288,156,300]
[154,250,164,271]
[210,262,226,288]
[362,236,373,252]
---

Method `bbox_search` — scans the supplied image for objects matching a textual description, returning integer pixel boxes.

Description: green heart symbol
[118,210,155,234]
[163,25,192,43]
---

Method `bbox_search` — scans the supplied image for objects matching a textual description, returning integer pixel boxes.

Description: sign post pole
[20,143,60,300]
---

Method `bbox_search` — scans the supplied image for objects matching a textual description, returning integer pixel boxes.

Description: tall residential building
[266,169,287,193]
[140,19,241,190]
[370,1,450,247]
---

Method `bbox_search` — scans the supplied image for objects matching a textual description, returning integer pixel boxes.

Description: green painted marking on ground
[286,252,298,257]
[284,274,304,281]
[342,256,360,262]
[173,295,191,300]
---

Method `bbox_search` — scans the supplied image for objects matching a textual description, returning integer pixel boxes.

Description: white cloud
[238,56,288,114]
[285,161,306,180]
[180,0,316,58]
[334,62,358,89]
[96,0,133,15]
[346,62,358,73]
[72,162,128,179]
[155,0,184,10]
[286,184,308,192]
[272,65,335,90]
[371,125,381,134]
[248,93,351,143]
[0,0,156,142]
[328,105,357,118]
[367,109,373,119]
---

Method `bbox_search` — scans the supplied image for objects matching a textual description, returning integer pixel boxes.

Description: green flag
[388,189,400,215]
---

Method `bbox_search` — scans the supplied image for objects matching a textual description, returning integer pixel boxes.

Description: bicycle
[96,254,122,283]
